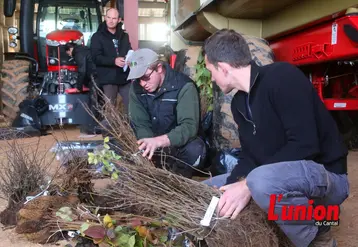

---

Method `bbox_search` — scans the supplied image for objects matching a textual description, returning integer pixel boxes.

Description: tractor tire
[0,60,30,121]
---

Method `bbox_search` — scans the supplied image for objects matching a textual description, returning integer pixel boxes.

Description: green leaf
[80,223,90,235]
[55,207,74,222]
[88,155,95,164]
[135,237,144,247]
[58,207,72,214]
[203,69,211,78]
[111,172,119,180]
[149,221,163,227]
[103,143,110,150]
[104,136,110,143]
[197,51,204,63]
[196,69,204,78]
[159,235,167,243]
[116,233,130,246]
[114,226,123,233]
[128,235,136,247]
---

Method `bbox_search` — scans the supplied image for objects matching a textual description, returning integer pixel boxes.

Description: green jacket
[128,65,200,147]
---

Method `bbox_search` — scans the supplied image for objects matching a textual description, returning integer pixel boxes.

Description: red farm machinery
[0,0,111,134]
[170,0,358,149]
[269,9,358,148]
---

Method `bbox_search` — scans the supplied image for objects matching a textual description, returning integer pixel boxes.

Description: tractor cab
[35,1,101,71]
[36,3,102,72]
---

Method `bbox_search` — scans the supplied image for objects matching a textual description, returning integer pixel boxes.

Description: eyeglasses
[140,69,155,81]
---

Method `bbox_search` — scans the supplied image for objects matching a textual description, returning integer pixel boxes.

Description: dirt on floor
[0,127,102,247]
[0,127,357,246]
[332,151,358,246]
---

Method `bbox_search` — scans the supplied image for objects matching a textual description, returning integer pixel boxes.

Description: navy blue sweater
[226,61,348,185]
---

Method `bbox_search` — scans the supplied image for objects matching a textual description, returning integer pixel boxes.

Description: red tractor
[268,8,358,148]
[1,0,110,132]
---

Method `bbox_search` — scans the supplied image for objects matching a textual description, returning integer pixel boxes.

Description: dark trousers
[152,137,207,178]
[102,83,131,113]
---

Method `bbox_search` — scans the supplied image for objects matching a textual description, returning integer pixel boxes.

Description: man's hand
[115,57,125,67]
[137,135,171,160]
[217,179,251,220]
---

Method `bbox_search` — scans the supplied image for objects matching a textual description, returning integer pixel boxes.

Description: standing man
[203,29,349,247]
[90,8,132,111]
[127,48,207,178]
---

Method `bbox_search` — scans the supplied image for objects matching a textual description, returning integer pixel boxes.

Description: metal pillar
[123,0,138,50]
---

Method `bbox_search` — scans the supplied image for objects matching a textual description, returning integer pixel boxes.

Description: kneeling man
[127,48,206,178]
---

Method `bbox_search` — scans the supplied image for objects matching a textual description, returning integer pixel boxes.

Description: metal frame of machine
[269,13,358,111]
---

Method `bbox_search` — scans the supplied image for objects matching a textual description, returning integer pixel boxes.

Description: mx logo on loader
[49,103,74,112]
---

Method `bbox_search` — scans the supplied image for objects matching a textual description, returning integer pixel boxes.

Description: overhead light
[8,27,18,34]
[9,41,17,48]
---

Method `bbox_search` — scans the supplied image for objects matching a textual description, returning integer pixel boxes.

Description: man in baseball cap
[127,48,207,178]
[127,48,159,80]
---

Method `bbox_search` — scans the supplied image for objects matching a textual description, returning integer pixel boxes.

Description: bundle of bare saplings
[0,88,293,247]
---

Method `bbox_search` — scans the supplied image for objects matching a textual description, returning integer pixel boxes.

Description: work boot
[309,226,337,247]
